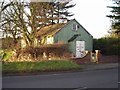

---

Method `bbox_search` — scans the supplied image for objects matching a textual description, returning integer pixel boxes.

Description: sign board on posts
[76,41,85,58]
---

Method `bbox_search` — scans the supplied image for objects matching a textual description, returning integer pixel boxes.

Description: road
[2,68,118,88]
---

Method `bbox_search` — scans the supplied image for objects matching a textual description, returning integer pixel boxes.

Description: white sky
[68,0,113,38]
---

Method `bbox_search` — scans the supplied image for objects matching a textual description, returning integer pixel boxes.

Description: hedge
[93,37,120,55]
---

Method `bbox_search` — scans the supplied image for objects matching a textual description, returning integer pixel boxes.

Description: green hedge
[93,37,120,55]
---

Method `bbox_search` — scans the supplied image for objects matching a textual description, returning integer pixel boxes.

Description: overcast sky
[68,0,113,38]
[0,0,113,39]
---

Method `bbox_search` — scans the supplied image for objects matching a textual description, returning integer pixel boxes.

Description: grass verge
[2,60,81,75]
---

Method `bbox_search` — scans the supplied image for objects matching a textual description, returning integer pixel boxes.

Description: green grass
[2,60,81,74]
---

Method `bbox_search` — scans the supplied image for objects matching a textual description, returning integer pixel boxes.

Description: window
[72,24,77,31]
[46,36,54,44]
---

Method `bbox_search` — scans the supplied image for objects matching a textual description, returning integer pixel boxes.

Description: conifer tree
[54,0,75,23]
[107,0,120,34]
[30,0,75,25]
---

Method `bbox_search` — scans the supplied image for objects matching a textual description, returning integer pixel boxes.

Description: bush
[2,43,71,62]
[2,37,21,50]
[21,43,71,60]
[93,37,120,55]
[1,49,12,62]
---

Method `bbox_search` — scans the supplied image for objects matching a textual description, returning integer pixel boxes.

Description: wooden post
[95,50,99,64]
[43,52,47,60]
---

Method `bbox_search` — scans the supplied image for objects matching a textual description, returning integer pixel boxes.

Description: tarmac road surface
[2,68,118,88]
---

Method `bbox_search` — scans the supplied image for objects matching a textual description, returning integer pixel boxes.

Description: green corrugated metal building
[36,19,93,57]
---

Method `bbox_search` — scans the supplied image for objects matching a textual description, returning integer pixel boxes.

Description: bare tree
[0,0,39,47]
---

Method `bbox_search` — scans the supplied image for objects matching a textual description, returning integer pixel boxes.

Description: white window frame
[72,24,77,31]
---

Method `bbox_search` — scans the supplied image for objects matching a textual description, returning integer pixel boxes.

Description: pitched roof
[36,19,93,38]
[36,23,65,37]
[73,19,93,37]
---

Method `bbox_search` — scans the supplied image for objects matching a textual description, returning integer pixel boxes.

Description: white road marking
[74,87,87,90]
